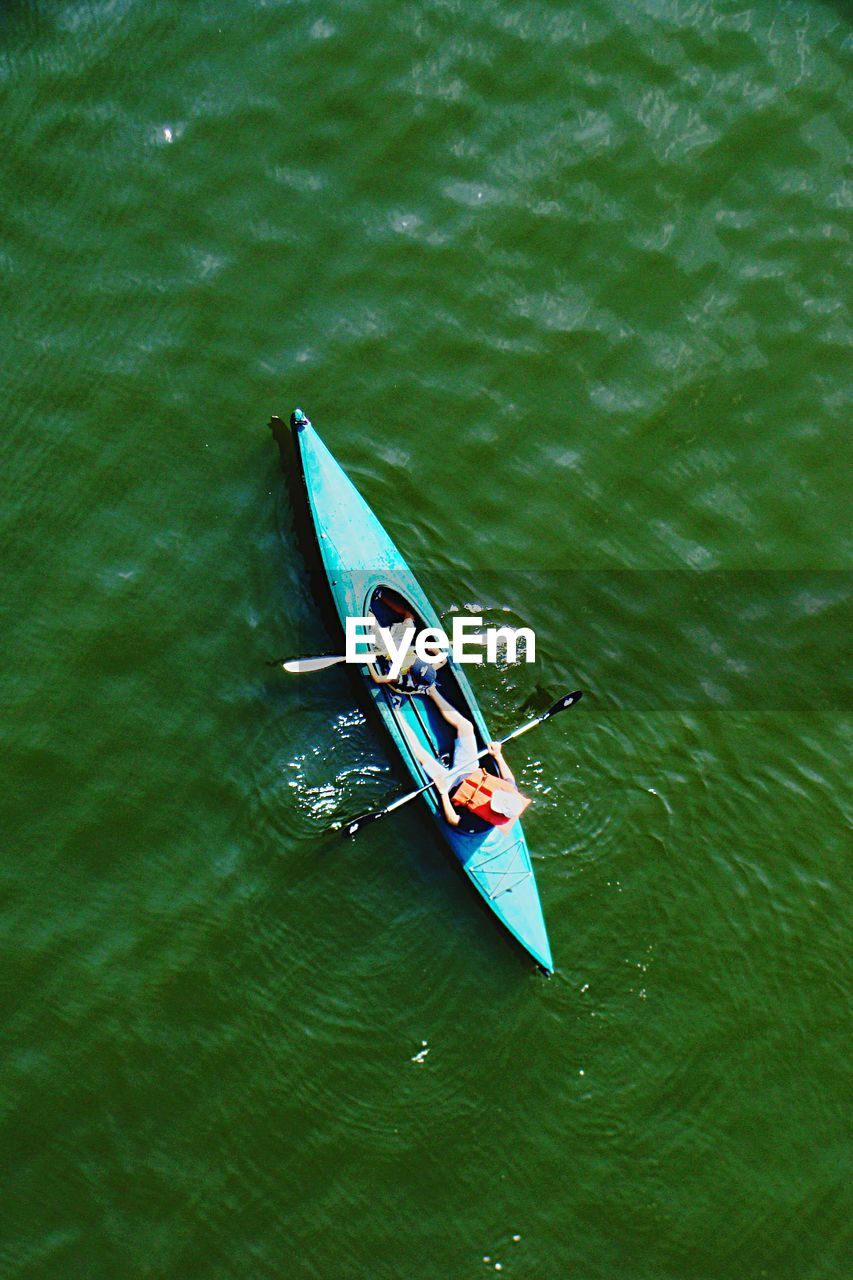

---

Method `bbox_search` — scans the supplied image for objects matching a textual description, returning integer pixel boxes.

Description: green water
[2,1,850,1276]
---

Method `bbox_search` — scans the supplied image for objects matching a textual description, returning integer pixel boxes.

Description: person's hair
[422,644,447,665]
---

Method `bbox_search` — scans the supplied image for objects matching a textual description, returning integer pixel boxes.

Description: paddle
[266,655,347,673]
[338,689,583,839]
[267,632,506,674]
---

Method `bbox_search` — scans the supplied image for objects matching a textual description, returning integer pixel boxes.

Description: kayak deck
[281,409,553,973]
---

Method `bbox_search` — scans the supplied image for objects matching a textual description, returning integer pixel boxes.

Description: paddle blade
[543,690,583,718]
[280,655,347,673]
[338,810,381,839]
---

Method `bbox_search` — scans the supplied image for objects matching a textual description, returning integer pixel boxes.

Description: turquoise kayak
[274,408,553,973]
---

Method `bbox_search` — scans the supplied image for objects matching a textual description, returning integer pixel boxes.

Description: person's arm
[368,664,396,685]
[487,741,515,784]
[438,789,460,826]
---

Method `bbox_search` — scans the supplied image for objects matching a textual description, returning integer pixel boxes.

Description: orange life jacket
[451,768,531,828]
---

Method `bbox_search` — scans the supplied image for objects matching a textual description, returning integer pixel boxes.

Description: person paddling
[399,687,530,829]
[366,593,445,696]
[370,648,447,694]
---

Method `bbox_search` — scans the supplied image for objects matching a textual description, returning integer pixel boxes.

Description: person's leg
[424,687,479,785]
[398,716,453,790]
[426,685,474,736]
[451,726,479,779]
[398,713,460,826]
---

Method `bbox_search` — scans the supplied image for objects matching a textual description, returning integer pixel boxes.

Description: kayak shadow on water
[270,413,357,646]
[269,412,421,818]
[268,413,398,832]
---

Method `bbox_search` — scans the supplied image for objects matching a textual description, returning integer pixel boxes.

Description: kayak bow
[276,408,554,973]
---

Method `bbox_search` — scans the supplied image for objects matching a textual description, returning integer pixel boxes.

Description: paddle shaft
[382,710,557,815]
[381,732,520,816]
[270,632,502,674]
[341,690,583,837]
